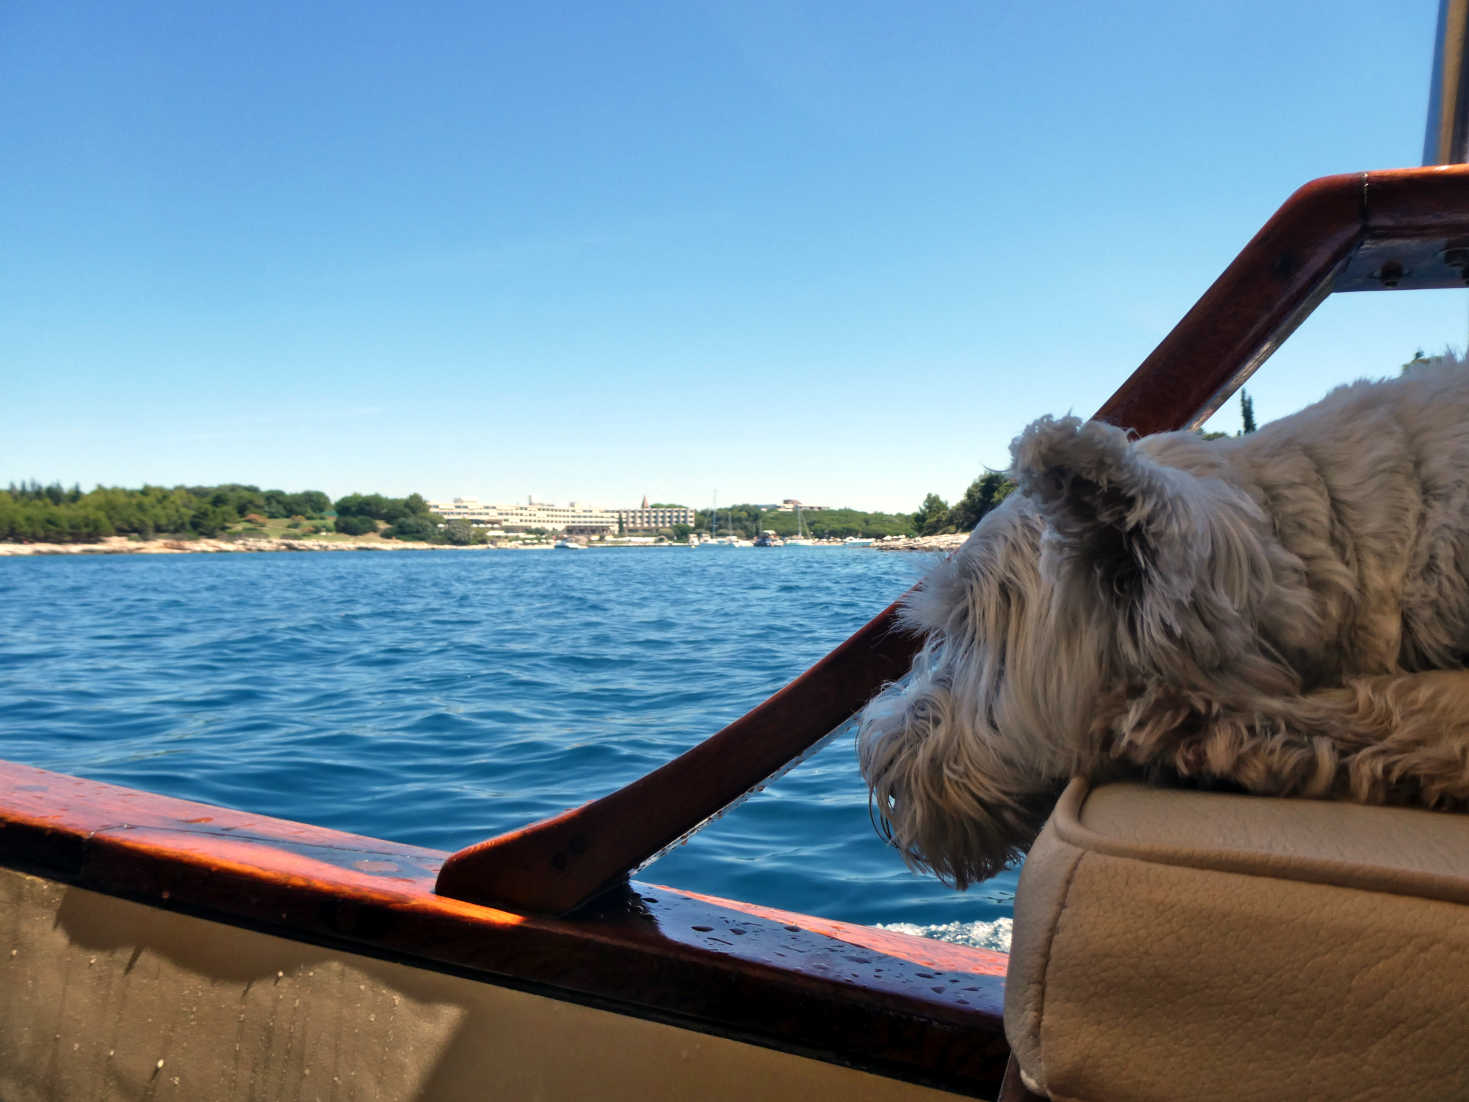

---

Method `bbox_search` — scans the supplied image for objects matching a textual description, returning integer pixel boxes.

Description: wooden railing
[436,165,1469,916]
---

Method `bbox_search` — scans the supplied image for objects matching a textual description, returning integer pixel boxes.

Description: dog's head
[859,415,1287,887]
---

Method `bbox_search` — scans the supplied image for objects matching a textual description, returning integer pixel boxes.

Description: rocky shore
[0,532,973,557]
[871,533,969,552]
[0,535,473,557]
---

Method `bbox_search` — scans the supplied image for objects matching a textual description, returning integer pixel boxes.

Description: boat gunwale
[0,758,1010,1097]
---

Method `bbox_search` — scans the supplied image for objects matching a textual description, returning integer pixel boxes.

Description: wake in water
[877,917,1013,953]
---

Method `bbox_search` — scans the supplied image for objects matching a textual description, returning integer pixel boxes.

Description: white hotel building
[427,497,695,536]
[611,501,697,531]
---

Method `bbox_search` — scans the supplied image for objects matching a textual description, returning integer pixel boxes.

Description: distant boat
[843,537,874,547]
[696,492,723,547]
[754,530,784,548]
[700,493,754,546]
[786,505,817,547]
[553,539,587,550]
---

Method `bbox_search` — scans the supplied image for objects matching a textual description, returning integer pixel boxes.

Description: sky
[6,1,1467,514]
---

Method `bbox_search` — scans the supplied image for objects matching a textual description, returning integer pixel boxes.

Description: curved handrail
[437,165,1469,916]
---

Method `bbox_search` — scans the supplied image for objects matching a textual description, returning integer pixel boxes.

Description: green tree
[383,514,439,541]
[334,514,376,536]
[1240,389,1257,434]
[441,519,486,545]
[297,491,331,516]
[190,504,236,538]
[913,493,951,536]
[948,472,1015,533]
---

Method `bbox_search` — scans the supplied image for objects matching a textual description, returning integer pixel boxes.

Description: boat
[11,160,1468,1097]
[755,529,785,547]
[7,17,1469,1098]
[0,759,1010,1099]
[843,536,874,547]
[696,493,738,546]
[553,538,587,550]
[786,504,817,547]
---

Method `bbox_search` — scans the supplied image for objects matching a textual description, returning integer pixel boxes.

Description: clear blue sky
[6,1,1465,513]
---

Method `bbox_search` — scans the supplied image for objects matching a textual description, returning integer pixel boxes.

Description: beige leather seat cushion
[1005,780,1469,1101]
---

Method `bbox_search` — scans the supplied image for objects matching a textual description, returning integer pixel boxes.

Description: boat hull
[0,761,1010,1099]
[1,866,973,1101]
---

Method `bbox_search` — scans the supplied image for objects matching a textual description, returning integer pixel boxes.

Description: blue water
[0,547,1016,947]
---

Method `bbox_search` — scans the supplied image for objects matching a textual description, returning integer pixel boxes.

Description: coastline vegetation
[908,472,1017,537]
[697,506,913,541]
[899,386,1266,537]
[4,470,1028,547]
[691,471,1019,541]
[0,482,487,545]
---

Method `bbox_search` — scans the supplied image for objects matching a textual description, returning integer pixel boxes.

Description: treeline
[754,508,912,540]
[330,491,486,543]
[907,390,1266,537]
[0,482,336,543]
[334,491,431,538]
[910,471,1016,536]
[692,505,914,540]
[0,481,482,545]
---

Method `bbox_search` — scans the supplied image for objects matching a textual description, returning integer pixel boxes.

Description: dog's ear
[1012,415,1276,675]
[1009,415,1187,599]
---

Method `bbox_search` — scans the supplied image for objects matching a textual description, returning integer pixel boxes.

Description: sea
[0,546,1015,951]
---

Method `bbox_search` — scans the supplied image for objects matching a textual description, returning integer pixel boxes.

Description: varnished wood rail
[436,165,1469,916]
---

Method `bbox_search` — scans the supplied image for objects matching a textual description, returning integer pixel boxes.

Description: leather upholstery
[1005,780,1469,1101]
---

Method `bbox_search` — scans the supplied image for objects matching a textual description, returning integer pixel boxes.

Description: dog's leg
[1104,686,1351,799]
[1109,672,1469,807]
[1306,669,1469,807]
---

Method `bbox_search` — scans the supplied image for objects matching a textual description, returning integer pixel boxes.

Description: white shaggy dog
[858,359,1469,888]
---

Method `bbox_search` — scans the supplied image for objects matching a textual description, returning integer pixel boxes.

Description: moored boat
[786,505,818,546]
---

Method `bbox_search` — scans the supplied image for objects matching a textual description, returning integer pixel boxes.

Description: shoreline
[0,532,971,557]
[870,533,967,552]
[0,535,475,557]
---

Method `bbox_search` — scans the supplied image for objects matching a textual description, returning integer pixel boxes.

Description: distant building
[613,496,696,532]
[501,500,618,536]
[428,497,498,525]
[426,497,617,536]
[773,499,826,512]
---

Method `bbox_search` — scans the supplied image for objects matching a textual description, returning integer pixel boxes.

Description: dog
[857,358,1469,888]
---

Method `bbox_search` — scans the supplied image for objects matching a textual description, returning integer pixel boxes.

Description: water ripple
[0,548,1018,932]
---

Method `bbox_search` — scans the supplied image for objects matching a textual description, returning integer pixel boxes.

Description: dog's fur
[858,359,1469,888]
